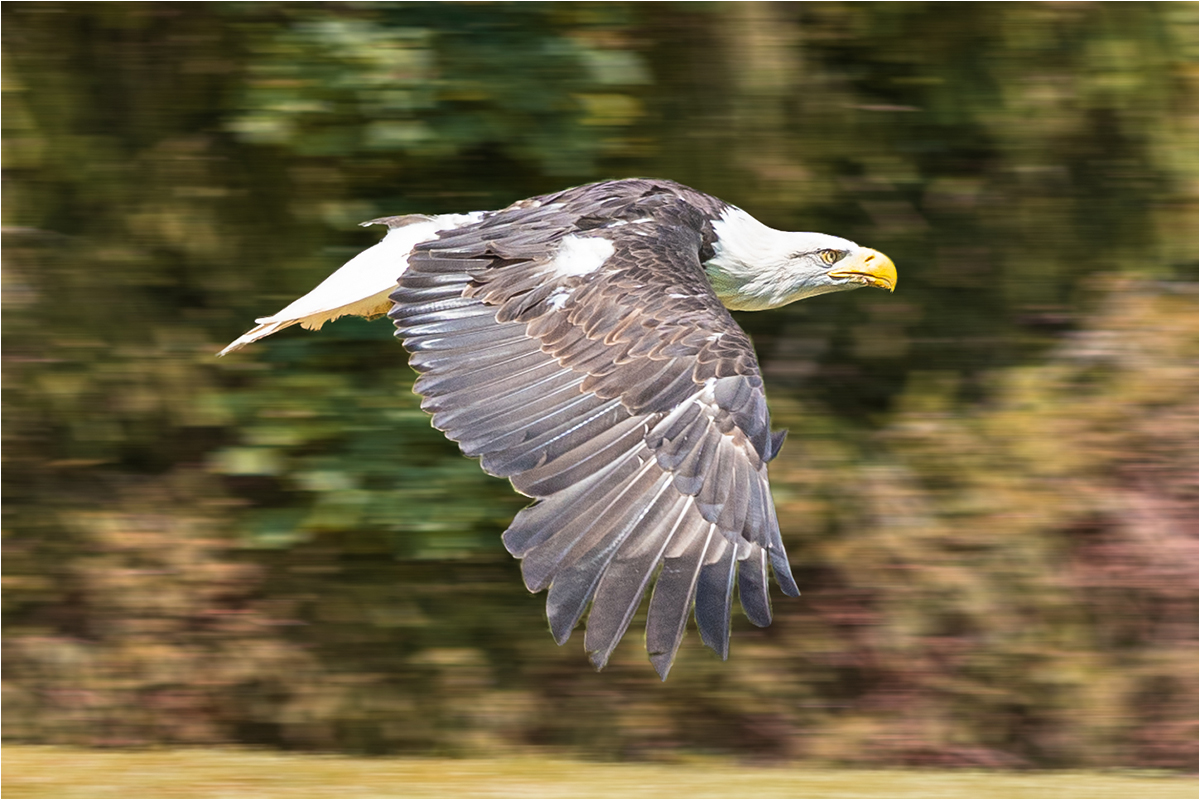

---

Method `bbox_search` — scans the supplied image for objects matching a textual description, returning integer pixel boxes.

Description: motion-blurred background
[4,2,1196,771]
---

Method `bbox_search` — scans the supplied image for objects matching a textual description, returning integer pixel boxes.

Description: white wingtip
[218,319,300,357]
[216,212,481,357]
[217,321,286,357]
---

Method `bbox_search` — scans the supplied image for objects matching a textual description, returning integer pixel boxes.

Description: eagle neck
[704,207,802,311]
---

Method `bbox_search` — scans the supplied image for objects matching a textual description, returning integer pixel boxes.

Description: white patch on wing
[549,235,615,278]
[604,216,654,229]
[219,212,482,355]
[546,289,572,310]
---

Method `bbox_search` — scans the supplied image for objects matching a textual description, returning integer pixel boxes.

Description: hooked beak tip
[828,248,897,292]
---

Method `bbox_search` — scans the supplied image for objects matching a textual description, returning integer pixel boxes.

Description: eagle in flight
[221,179,896,678]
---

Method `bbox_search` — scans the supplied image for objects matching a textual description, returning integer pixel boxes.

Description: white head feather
[705,207,865,311]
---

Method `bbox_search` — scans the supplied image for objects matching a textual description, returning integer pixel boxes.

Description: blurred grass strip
[3,746,1196,799]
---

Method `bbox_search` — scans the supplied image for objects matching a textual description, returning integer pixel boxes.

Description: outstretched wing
[389,180,798,678]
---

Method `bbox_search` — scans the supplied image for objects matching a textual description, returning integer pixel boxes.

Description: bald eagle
[221,179,896,678]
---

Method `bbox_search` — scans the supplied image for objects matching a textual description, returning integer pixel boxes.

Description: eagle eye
[818,249,844,266]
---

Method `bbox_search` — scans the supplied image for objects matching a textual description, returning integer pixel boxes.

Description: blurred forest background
[3,2,1196,771]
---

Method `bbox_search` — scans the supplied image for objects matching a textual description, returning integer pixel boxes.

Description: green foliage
[3,2,1196,769]
[228,4,648,176]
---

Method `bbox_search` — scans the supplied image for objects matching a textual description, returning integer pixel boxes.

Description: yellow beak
[827,248,897,292]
